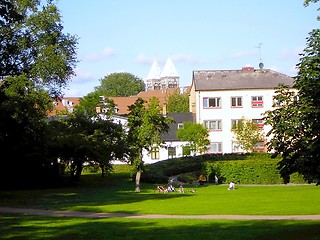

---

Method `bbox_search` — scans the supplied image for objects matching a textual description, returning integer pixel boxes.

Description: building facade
[145,58,180,91]
[189,66,295,154]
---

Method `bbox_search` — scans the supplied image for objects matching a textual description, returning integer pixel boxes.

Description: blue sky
[56,0,319,97]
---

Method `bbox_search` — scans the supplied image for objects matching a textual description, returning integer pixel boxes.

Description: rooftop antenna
[256,42,264,70]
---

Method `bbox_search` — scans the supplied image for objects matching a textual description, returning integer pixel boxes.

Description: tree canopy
[0,0,78,188]
[176,122,210,155]
[231,117,264,152]
[127,97,173,191]
[264,29,320,183]
[166,89,189,113]
[95,72,145,97]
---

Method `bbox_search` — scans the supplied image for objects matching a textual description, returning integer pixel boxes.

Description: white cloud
[84,48,117,62]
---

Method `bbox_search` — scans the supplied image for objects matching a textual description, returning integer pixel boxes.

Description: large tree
[0,0,78,187]
[95,72,145,97]
[127,97,172,192]
[48,112,127,180]
[264,29,320,183]
[176,122,210,155]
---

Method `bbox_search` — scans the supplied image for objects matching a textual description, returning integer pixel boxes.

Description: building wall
[194,88,285,153]
[142,141,189,164]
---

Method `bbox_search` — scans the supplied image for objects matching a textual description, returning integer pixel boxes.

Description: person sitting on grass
[228,181,235,190]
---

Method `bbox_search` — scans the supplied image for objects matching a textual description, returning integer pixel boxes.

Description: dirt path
[1,207,320,220]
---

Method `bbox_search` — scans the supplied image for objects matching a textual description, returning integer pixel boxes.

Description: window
[151,147,160,159]
[252,119,264,130]
[231,119,242,129]
[209,142,222,153]
[251,96,263,107]
[177,123,183,129]
[154,83,161,90]
[254,141,265,152]
[168,147,176,159]
[204,120,222,131]
[203,97,221,108]
[231,97,242,107]
[182,145,191,156]
[232,141,242,153]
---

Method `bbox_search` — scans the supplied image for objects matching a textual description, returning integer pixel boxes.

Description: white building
[189,66,295,154]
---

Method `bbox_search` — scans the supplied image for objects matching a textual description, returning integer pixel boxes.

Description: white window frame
[231,119,242,130]
[204,120,222,131]
[151,147,160,159]
[209,142,223,153]
[168,146,176,159]
[231,96,242,108]
[251,96,263,108]
[203,97,221,108]
[252,119,264,129]
[232,141,243,153]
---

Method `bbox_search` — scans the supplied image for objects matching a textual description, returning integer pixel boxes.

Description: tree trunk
[135,170,141,192]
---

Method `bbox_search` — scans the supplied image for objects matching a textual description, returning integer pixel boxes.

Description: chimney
[242,65,254,72]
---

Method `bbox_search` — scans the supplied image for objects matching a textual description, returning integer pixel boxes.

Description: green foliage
[166,89,189,113]
[0,0,78,188]
[231,116,264,152]
[127,97,173,165]
[127,97,173,191]
[75,92,116,118]
[95,72,145,97]
[48,113,127,179]
[176,122,210,155]
[264,29,320,183]
[0,0,78,97]
[142,153,307,184]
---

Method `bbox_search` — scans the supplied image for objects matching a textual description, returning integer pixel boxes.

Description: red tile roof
[48,97,81,116]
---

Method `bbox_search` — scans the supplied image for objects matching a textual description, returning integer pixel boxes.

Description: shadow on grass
[0,174,200,211]
[1,213,320,240]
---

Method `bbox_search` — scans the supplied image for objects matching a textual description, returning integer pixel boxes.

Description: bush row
[204,160,306,184]
[141,153,307,184]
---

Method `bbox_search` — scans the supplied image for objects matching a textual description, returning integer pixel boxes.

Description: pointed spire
[160,57,179,78]
[146,58,161,80]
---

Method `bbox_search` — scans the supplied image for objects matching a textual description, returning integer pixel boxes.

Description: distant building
[145,58,180,91]
[48,97,80,116]
[189,66,295,154]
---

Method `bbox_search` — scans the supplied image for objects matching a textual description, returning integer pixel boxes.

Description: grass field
[1,173,320,239]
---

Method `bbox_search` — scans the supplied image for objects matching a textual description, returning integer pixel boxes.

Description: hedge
[141,153,307,184]
[204,160,306,184]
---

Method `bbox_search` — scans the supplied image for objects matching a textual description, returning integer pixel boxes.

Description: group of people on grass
[156,177,236,193]
[156,179,185,193]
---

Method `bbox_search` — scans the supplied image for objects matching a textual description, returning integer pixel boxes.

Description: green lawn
[1,173,320,239]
